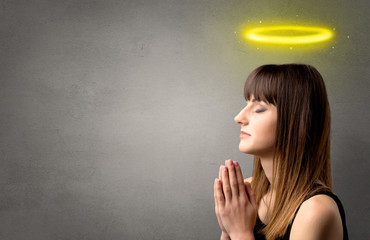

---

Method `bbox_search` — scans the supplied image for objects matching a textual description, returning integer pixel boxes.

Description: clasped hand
[214,160,257,240]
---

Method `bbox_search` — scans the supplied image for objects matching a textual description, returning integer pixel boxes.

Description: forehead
[244,70,278,105]
[246,95,275,109]
[247,95,266,103]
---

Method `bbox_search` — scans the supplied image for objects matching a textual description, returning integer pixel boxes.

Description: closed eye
[256,109,266,113]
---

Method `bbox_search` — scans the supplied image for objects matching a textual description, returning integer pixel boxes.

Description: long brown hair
[245,64,331,239]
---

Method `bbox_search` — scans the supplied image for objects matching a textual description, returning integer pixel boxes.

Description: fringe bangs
[244,65,279,105]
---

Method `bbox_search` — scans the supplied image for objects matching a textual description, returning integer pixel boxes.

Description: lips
[240,131,251,139]
[241,131,251,136]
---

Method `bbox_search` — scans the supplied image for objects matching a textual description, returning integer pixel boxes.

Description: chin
[238,144,254,154]
[238,143,273,157]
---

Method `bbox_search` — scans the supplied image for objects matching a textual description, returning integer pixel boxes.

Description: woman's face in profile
[234,95,277,158]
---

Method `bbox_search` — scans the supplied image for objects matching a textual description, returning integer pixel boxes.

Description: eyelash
[256,109,266,113]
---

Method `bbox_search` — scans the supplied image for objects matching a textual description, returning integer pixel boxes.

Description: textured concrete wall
[1,0,369,239]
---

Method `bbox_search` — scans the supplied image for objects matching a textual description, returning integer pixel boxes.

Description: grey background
[1,0,369,239]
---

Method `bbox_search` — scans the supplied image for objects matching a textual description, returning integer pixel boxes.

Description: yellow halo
[245,25,334,45]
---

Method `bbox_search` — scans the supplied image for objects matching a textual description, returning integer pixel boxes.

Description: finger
[233,161,245,196]
[226,159,239,197]
[222,165,232,202]
[214,179,222,227]
[214,178,218,206]
[215,178,225,206]
[213,180,224,231]
[245,181,257,208]
[219,165,223,181]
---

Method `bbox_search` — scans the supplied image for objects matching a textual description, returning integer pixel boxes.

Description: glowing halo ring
[245,25,333,45]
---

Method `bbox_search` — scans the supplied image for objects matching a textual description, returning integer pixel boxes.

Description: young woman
[214,64,348,240]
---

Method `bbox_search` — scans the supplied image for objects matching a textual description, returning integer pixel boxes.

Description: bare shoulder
[290,194,343,240]
[244,176,253,184]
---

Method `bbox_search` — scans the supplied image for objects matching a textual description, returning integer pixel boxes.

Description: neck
[257,154,276,223]
[258,154,274,185]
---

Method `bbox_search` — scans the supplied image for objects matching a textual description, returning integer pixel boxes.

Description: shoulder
[290,194,343,240]
[244,177,253,184]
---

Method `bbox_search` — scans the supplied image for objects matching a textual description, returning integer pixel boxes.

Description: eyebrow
[246,99,268,108]
[247,99,258,103]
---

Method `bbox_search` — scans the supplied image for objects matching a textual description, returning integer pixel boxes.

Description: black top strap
[254,190,349,240]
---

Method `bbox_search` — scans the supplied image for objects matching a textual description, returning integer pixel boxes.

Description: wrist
[220,231,231,240]
[231,231,254,240]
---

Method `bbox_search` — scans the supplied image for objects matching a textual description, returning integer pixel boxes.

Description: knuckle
[219,208,229,217]
[231,181,238,188]
[232,197,241,205]
[224,186,231,193]
[240,196,247,205]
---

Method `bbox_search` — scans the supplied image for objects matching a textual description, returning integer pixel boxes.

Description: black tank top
[253,191,349,240]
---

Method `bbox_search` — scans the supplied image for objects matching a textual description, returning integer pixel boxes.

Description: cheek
[257,119,277,143]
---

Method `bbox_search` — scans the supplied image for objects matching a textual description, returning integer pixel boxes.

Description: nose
[234,107,249,125]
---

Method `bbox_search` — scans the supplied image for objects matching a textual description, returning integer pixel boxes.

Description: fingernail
[234,161,239,167]
[223,166,228,172]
